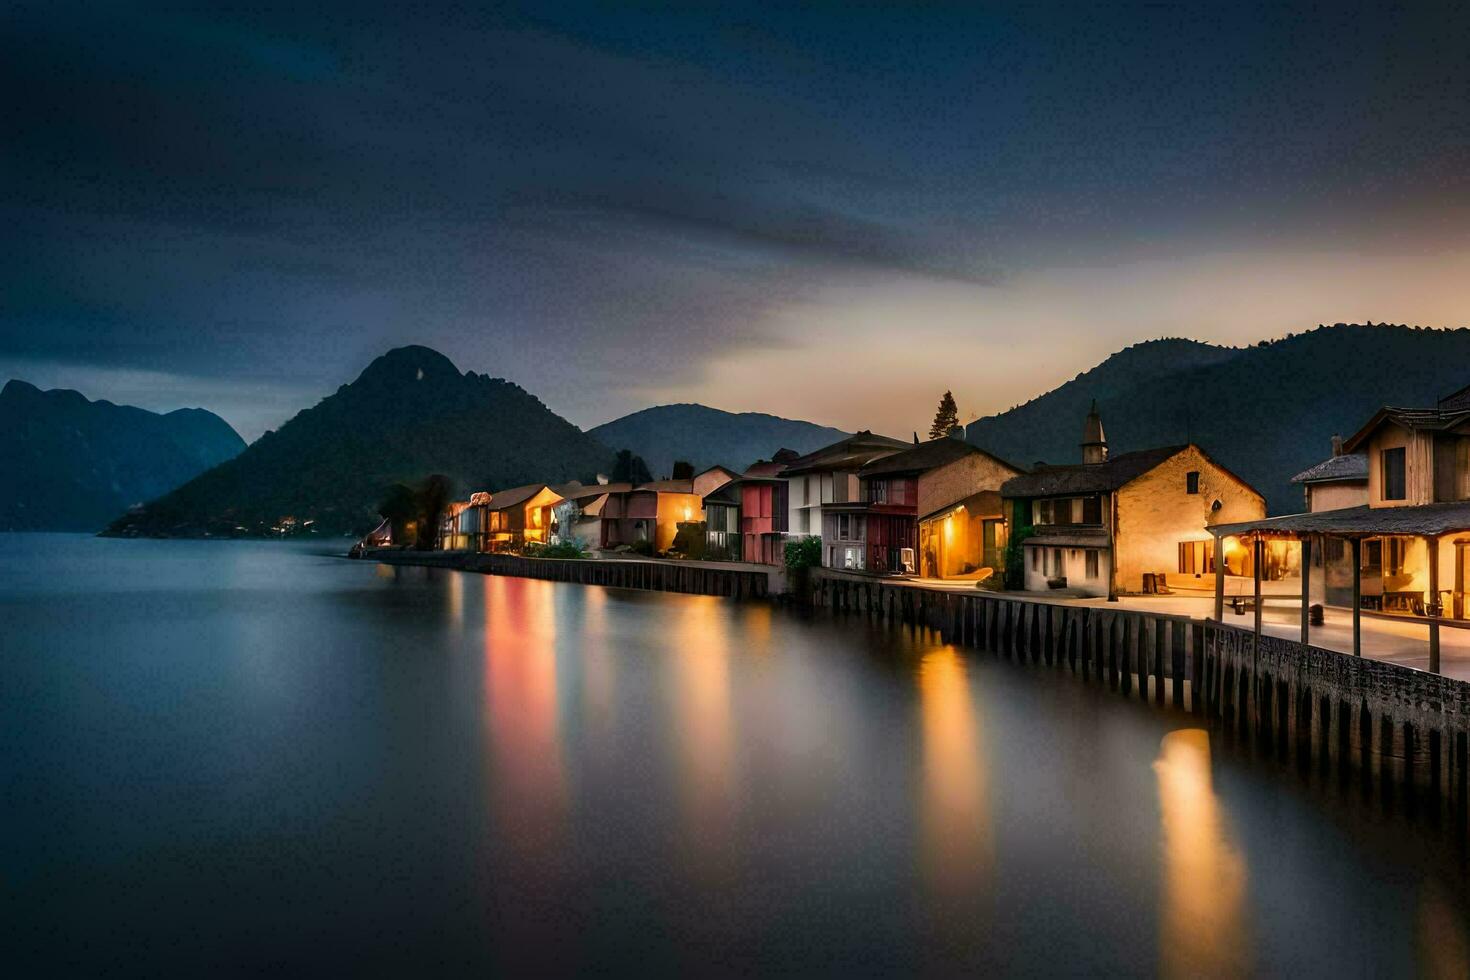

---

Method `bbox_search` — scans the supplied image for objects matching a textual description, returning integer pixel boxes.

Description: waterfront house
[1291,437,1369,513]
[601,466,736,553]
[1002,405,1265,598]
[913,441,1026,580]
[438,500,472,550]
[1209,384,1470,666]
[821,435,1023,575]
[552,481,632,549]
[482,484,564,552]
[780,431,910,562]
[701,454,793,564]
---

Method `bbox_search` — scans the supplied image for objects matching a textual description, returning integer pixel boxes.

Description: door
[982,519,1001,571]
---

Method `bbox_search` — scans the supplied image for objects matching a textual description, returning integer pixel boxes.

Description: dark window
[1186,471,1200,494]
[1031,547,1040,571]
[1082,495,1102,524]
[1085,549,1099,578]
[1381,447,1407,501]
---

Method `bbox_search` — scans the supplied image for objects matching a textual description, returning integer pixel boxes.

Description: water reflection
[917,645,992,897]
[482,577,566,856]
[669,597,737,879]
[1154,729,1250,978]
[1418,878,1470,979]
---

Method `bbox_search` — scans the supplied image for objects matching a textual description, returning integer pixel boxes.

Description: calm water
[3,534,1468,976]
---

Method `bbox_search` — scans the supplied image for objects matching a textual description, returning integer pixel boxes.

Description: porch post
[1252,534,1263,643]
[1213,532,1225,622]
[1350,536,1362,657]
[1300,535,1312,645]
[1428,535,1441,674]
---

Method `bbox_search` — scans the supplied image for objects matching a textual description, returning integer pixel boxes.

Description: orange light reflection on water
[917,645,991,897]
[669,596,737,880]
[1153,729,1250,978]
[482,576,566,857]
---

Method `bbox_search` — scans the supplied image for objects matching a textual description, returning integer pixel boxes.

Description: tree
[377,483,418,546]
[671,459,694,480]
[929,390,959,440]
[414,473,453,550]
[611,449,653,485]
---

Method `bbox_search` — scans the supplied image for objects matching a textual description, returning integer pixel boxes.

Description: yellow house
[1001,406,1265,598]
[482,484,565,552]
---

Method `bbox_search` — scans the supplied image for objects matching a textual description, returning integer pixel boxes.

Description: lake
[3,534,1467,975]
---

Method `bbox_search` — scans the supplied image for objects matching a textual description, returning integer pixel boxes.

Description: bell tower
[1081,401,1108,464]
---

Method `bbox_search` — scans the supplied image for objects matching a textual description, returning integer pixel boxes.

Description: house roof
[695,464,740,481]
[859,437,1021,477]
[486,483,559,510]
[1290,453,1368,485]
[703,474,784,502]
[1000,445,1189,497]
[779,431,910,476]
[743,460,787,478]
[1211,501,1470,538]
[556,481,632,500]
[919,489,1003,523]
[1343,405,1470,453]
[634,479,695,493]
[1025,527,1112,549]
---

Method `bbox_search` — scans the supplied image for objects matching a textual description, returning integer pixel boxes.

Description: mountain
[1,380,245,531]
[104,346,614,537]
[589,404,850,477]
[965,324,1470,513]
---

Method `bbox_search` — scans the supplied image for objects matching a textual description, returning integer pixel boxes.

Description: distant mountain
[0,380,245,531]
[589,404,850,477]
[965,324,1470,513]
[104,346,613,537]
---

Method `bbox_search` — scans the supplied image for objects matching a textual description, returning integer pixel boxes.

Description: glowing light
[1154,729,1250,977]
[917,646,990,897]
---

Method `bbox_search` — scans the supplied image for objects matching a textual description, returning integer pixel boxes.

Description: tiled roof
[919,489,1003,523]
[486,483,556,510]
[1290,454,1368,485]
[1343,404,1470,452]
[780,431,910,475]
[556,481,632,500]
[1025,528,1111,549]
[1212,501,1470,537]
[860,437,1021,477]
[1000,446,1188,497]
[634,479,695,493]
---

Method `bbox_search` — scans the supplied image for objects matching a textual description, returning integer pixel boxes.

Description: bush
[1003,526,1034,590]
[670,521,706,560]
[524,541,587,559]
[785,536,822,570]
[628,539,655,557]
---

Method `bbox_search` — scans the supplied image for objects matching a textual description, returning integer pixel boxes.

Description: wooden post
[1252,535,1262,721]
[1213,532,1226,621]
[1300,535,1312,645]
[1350,537,1362,657]
[1428,536,1441,674]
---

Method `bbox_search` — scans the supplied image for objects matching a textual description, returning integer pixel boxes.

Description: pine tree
[928,390,959,440]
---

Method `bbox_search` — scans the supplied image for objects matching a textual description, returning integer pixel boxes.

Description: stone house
[1001,406,1265,597]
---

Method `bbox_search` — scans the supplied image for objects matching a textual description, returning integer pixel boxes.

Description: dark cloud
[3,2,1469,438]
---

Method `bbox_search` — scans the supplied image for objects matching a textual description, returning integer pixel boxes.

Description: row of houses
[425,383,1470,630]
[428,403,1273,600]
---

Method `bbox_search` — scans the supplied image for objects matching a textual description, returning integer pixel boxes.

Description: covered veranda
[1210,502,1470,675]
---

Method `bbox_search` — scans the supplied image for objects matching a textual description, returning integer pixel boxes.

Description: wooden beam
[1428,535,1441,674]
[1300,535,1312,645]
[1351,537,1362,657]
[1213,533,1226,621]
[1253,534,1263,643]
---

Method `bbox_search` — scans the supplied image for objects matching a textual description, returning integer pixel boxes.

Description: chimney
[1331,435,1343,457]
[1081,400,1108,464]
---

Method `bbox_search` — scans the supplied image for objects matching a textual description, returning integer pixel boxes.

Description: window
[1381,447,1407,501]
[1052,549,1064,576]
[1082,495,1102,524]
[1386,537,1409,576]
[1085,549,1099,579]
[1031,547,1040,571]
[1186,471,1200,494]
[868,480,887,503]
[1177,540,1213,575]
[1036,499,1053,525]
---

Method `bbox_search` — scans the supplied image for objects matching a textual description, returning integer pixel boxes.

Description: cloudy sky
[4,2,1469,441]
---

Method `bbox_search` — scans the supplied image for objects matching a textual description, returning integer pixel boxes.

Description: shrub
[524,541,587,559]
[1003,526,1034,590]
[629,539,655,557]
[785,536,822,570]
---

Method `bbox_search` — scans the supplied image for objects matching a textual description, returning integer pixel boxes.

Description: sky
[4,2,1469,442]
